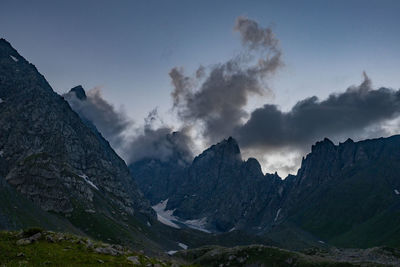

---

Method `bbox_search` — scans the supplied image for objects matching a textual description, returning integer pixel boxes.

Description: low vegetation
[1,229,400,266]
[0,229,176,266]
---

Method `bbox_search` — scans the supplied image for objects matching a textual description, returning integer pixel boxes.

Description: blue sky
[1,0,400,175]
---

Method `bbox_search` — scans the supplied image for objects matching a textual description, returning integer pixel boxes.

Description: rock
[97,259,104,264]
[16,239,31,245]
[127,256,140,264]
[94,246,121,256]
[86,239,94,249]
[16,252,25,257]
[45,235,55,243]
[29,232,42,242]
[0,38,154,226]
[141,137,284,232]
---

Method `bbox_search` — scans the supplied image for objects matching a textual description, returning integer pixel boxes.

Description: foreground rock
[2,230,171,266]
[4,229,400,266]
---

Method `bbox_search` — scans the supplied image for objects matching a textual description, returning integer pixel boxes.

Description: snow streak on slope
[79,174,99,191]
[152,199,180,229]
[152,199,210,232]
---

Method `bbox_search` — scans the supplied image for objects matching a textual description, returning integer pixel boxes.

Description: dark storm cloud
[236,73,400,151]
[170,16,283,144]
[65,87,194,164]
[64,86,132,148]
[234,16,279,50]
[124,109,194,164]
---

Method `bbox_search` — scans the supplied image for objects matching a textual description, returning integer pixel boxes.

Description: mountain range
[1,37,400,263]
[131,134,400,248]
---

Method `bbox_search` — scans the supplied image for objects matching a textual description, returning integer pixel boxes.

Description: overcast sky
[1,0,400,176]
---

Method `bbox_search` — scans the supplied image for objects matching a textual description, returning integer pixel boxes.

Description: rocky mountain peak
[311,137,335,153]
[0,38,14,52]
[243,157,263,175]
[193,136,241,166]
[0,40,154,222]
[69,85,87,100]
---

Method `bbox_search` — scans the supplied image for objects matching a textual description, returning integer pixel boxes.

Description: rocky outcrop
[131,131,400,247]
[129,132,192,205]
[278,135,400,247]
[0,39,153,218]
[131,137,286,232]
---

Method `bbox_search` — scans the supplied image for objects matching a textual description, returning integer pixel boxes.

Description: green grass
[0,230,176,266]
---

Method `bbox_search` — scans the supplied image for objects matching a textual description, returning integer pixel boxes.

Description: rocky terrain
[128,131,192,205]
[0,229,175,266]
[281,136,400,248]
[131,134,400,248]
[0,38,171,250]
[2,36,400,265]
[166,137,285,233]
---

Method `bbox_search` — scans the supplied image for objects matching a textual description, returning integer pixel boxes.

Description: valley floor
[1,229,400,266]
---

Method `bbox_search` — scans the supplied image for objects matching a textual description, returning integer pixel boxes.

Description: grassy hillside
[0,229,179,266]
[2,229,399,266]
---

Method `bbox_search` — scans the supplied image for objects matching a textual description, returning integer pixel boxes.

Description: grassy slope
[0,181,81,234]
[3,230,390,267]
[0,230,180,267]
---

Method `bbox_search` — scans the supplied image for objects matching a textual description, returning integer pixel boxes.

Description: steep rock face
[0,39,153,218]
[128,131,193,205]
[164,137,285,232]
[69,85,87,100]
[131,132,400,248]
[280,135,400,247]
[129,158,188,206]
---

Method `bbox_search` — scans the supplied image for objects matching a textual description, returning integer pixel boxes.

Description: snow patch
[395,189,400,195]
[152,199,180,229]
[0,150,3,157]
[167,250,177,255]
[274,208,281,222]
[79,174,99,190]
[178,243,188,250]
[229,227,236,232]
[152,199,210,232]
[10,55,18,62]
[183,217,210,233]
[147,221,151,227]
[0,98,3,103]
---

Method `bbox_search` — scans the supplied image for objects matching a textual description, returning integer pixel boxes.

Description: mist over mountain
[59,17,400,177]
[0,38,170,250]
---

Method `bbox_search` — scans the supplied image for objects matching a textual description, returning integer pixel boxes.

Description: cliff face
[0,39,154,229]
[132,137,285,232]
[279,135,400,247]
[131,132,400,247]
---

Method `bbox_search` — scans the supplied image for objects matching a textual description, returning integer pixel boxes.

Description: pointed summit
[195,136,241,166]
[69,85,87,100]
[217,136,240,154]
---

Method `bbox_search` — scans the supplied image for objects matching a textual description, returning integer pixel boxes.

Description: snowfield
[152,199,210,233]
